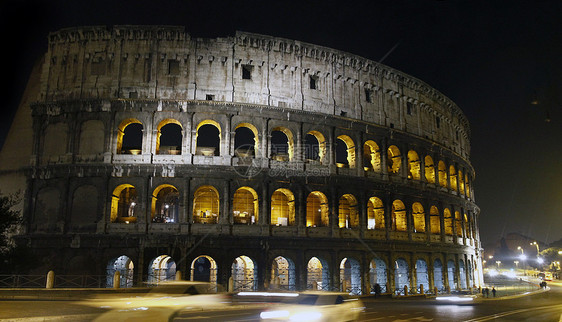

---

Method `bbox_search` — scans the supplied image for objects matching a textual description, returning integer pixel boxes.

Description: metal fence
[0,275,46,288]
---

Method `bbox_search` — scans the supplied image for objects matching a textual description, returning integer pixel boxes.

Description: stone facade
[1,26,482,294]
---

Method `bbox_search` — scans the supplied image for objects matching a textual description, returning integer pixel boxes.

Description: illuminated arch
[369,258,388,293]
[232,255,257,291]
[271,127,294,161]
[407,150,421,180]
[148,255,176,285]
[116,118,143,154]
[387,145,401,174]
[412,202,425,233]
[464,213,470,238]
[391,200,407,231]
[305,130,326,162]
[106,255,134,288]
[271,188,295,226]
[271,256,296,291]
[395,258,410,293]
[415,259,429,293]
[340,257,362,295]
[363,140,381,172]
[193,185,220,224]
[465,173,471,198]
[336,135,356,168]
[449,165,457,191]
[191,255,217,284]
[306,191,329,227]
[458,169,465,195]
[151,184,179,223]
[196,120,221,156]
[367,197,385,230]
[430,206,441,234]
[444,208,453,236]
[307,256,330,291]
[234,123,259,157]
[438,161,447,187]
[233,186,259,224]
[455,211,463,237]
[156,119,182,155]
[424,155,435,183]
[110,184,137,223]
[338,194,359,228]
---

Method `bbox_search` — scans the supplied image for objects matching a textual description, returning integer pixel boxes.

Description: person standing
[492,287,496,297]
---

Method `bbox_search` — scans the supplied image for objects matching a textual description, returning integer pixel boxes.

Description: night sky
[2,0,561,245]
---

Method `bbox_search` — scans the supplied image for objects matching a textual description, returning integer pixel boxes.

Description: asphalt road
[0,281,560,321]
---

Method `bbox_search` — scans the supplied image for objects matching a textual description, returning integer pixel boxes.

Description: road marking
[465,304,562,322]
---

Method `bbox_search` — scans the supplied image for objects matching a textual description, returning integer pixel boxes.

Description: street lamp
[514,260,519,268]
[496,261,502,270]
[530,242,540,255]
[517,246,524,255]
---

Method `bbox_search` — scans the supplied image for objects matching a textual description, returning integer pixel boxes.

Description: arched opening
[271,127,293,161]
[191,255,217,286]
[424,156,435,183]
[196,120,221,156]
[464,213,470,239]
[338,194,359,228]
[387,145,401,175]
[307,257,330,291]
[407,150,421,180]
[193,185,219,224]
[369,258,388,293]
[415,259,429,293]
[110,184,137,223]
[412,202,425,233]
[271,188,295,226]
[438,161,447,187]
[455,211,463,237]
[148,255,176,285]
[449,165,457,191]
[117,119,143,154]
[106,255,134,288]
[447,259,457,290]
[367,197,385,230]
[231,255,257,292]
[391,200,407,232]
[340,258,362,295]
[306,191,329,227]
[336,135,355,168]
[156,119,182,155]
[234,123,258,158]
[233,187,259,224]
[363,140,381,172]
[430,206,441,234]
[434,259,445,292]
[459,260,467,289]
[444,208,453,236]
[458,170,465,195]
[465,173,471,198]
[151,184,179,223]
[394,258,410,294]
[304,131,326,163]
[271,256,296,291]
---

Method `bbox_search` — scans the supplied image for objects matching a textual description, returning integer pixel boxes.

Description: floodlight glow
[488,269,498,276]
[260,310,290,319]
[436,296,474,302]
[290,311,323,321]
[537,258,544,264]
[519,254,527,260]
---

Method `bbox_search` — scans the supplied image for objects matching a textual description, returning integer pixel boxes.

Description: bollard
[312,281,318,290]
[175,271,182,281]
[420,284,424,294]
[113,270,121,289]
[46,271,55,289]
[228,276,233,292]
[478,286,482,294]
[446,285,451,293]
[469,287,472,294]
[434,286,438,295]
[404,285,408,296]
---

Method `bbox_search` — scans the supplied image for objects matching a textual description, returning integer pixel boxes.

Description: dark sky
[2,0,561,245]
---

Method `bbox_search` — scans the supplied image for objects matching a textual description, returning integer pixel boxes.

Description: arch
[191,255,217,285]
[304,130,326,163]
[338,194,359,228]
[465,173,471,198]
[363,140,381,172]
[306,191,329,227]
[415,259,429,293]
[110,184,137,223]
[391,200,407,232]
[430,206,441,234]
[70,185,98,225]
[438,161,447,187]
[34,187,60,224]
[412,202,425,233]
[424,155,435,183]
[387,145,401,175]
[458,169,465,195]
[156,119,182,155]
[367,197,385,230]
[271,256,296,291]
[447,259,457,290]
[271,127,294,161]
[394,258,410,294]
[340,258,362,295]
[79,120,104,155]
[336,135,356,168]
[433,259,445,292]
[151,184,179,223]
[233,186,259,224]
[106,255,134,288]
[234,123,259,158]
[271,188,295,226]
[459,260,467,289]
[369,258,388,293]
[193,185,220,224]
[455,211,463,237]
[117,118,143,154]
[43,123,68,158]
[196,120,221,156]
[232,255,257,292]
[464,213,470,239]
[444,208,453,236]
[407,150,421,180]
[449,165,457,191]
[307,256,330,291]
[148,255,176,285]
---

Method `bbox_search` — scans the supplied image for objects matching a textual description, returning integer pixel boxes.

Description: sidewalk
[480,274,546,299]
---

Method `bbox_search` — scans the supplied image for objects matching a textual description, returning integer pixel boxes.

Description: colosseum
[0,25,482,294]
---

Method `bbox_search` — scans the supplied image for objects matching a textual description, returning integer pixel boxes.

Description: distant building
[0,26,482,293]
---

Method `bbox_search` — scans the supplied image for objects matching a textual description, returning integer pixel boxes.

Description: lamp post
[496,261,502,270]
[519,254,527,275]
[530,242,540,256]
[517,246,524,255]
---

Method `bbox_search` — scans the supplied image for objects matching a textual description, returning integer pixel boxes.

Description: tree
[0,192,21,254]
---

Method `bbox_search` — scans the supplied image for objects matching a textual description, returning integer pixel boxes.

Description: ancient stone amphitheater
[0,25,482,294]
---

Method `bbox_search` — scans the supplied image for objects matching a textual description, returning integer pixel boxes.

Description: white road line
[465,304,562,322]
